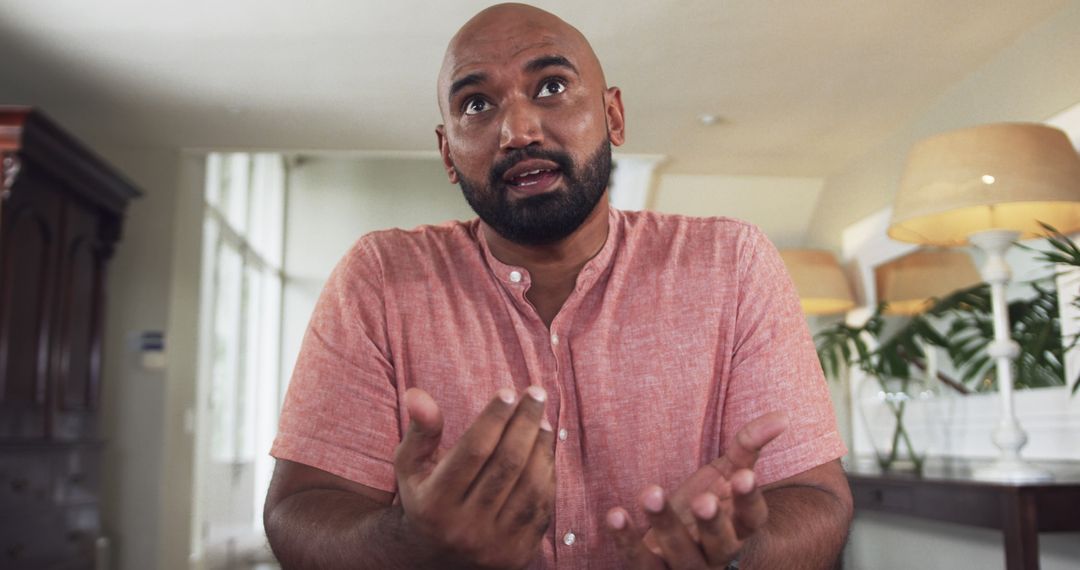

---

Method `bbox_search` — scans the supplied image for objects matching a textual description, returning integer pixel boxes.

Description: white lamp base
[967,229,1055,484]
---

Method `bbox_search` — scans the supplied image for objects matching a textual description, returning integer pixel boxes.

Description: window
[198,153,287,549]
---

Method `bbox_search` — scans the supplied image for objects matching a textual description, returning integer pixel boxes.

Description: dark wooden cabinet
[0,108,139,569]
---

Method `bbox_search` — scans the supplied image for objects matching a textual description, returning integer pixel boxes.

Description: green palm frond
[1018,222,1080,268]
[930,280,1066,391]
[1019,222,1080,393]
[814,307,883,381]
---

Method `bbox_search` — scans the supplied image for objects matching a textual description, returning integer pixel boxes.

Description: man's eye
[537,79,566,98]
[463,97,491,115]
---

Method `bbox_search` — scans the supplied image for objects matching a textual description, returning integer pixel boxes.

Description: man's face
[436,7,625,245]
[457,136,612,246]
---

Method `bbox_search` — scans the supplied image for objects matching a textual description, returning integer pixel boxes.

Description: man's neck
[482,197,610,327]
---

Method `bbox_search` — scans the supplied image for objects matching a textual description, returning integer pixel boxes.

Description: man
[264,3,852,569]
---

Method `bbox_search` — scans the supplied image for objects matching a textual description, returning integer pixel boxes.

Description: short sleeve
[720,226,847,485]
[270,237,400,492]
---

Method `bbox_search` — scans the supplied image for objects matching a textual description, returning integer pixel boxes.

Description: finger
[605,507,666,570]
[694,483,741,567]
[640,486,707,569]
[425,388,519,497]
[394,388,445,485]
[730,469,769,539]
[495,418,556,538]
[665,464,720,527]
[715,412,788,473]
[666,413,787,533]
[466,385,549,510]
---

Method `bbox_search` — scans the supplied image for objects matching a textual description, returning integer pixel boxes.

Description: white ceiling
[0,0,1070,176]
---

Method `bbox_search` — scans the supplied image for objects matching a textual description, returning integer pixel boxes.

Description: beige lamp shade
[875,249,982,315]
[889,123,1080,245]
[779,249,855,315]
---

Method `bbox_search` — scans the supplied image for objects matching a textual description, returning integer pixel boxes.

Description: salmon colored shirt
[271,207,846,569]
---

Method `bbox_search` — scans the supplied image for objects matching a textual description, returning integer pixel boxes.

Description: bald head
[431,3,626,247]
[437,3,607,117]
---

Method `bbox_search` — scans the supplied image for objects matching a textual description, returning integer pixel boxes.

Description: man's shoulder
[354,219,477,257]
[616,208,764,249]
[332,219,480,281]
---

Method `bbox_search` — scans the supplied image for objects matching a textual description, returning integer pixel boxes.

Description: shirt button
[562,531,576,546]
[509,271,522,283]
[550,332,559,346]
[558,428,568,441]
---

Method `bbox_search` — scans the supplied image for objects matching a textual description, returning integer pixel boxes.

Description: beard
[457,139,612,246]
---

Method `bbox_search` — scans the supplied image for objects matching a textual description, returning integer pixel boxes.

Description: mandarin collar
[473,206,622,296]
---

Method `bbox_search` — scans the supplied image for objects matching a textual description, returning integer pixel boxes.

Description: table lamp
[875,249,982,316]
[889,123,1080,482]
[779,249,855,315]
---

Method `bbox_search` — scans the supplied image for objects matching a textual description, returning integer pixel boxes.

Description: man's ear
[435,125,460,183]
[604,87,626,147]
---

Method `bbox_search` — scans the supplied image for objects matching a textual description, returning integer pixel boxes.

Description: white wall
[97,147,180,570]
[161,155,209,570]
[96,148,206,570]
[651,174,824,248]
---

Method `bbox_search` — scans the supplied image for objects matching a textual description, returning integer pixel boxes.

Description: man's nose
[499,101,544,150]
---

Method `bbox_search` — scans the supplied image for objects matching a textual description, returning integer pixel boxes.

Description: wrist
[394,504,482,570]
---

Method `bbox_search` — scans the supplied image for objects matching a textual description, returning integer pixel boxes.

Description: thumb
[394,388,444,483]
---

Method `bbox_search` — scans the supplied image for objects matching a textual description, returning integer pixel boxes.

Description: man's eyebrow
[446,56,577,104]
[525,55,578,75]
[448,72,487,103]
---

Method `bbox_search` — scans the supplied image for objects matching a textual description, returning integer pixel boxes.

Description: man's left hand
[604,412,788,568]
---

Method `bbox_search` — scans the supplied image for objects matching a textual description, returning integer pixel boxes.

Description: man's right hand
[393,386,556,570]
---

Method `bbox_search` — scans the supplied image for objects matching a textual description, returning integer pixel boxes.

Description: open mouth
[501,159,563,194]
[508,168,560,188]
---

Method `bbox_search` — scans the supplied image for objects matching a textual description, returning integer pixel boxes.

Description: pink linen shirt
[271,207,845,569]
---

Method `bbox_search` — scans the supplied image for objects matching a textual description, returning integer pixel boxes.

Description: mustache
[489,147,574,187]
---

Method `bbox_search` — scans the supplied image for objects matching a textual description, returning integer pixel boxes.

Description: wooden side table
[846,462,1080,570]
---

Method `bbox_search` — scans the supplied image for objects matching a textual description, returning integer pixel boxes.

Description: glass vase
[856,374,938,473]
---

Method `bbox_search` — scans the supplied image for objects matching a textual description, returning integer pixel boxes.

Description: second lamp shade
[779,249,855,315]
[875,249,982,315]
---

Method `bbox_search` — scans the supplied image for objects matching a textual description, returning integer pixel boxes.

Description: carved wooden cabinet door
[0,163,64,440]
[51,197,107,441]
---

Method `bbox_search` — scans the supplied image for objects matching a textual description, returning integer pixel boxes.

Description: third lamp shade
[875,249,982,315]
[779,249,855,315]
[889,123,1080,245]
